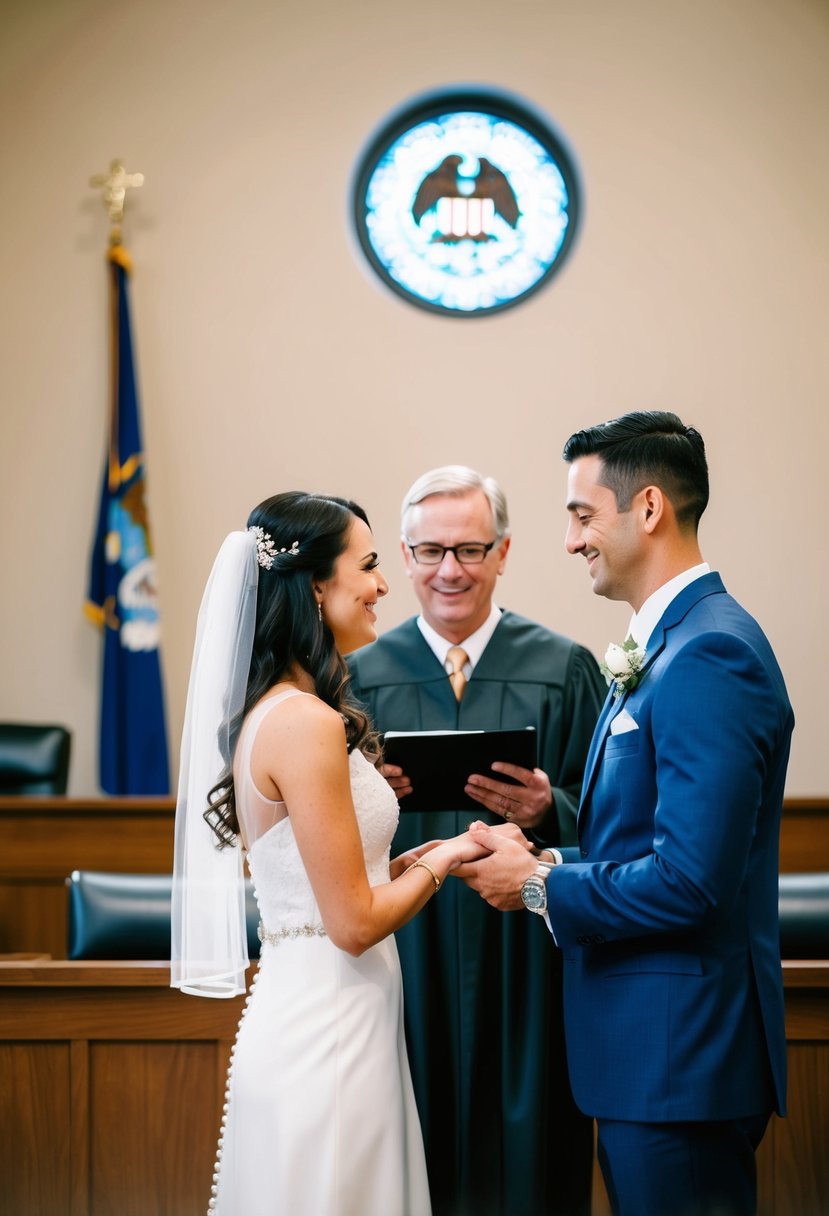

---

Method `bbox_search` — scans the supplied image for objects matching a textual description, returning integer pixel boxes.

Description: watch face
[351,87,580,317]
[521,875,547,912]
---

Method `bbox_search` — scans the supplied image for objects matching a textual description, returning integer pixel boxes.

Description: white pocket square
[610,708,639,735]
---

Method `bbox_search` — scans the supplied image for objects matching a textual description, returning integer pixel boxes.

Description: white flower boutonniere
[600,635,646,700]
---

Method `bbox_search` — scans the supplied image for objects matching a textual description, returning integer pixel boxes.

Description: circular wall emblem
[351,88,581,317]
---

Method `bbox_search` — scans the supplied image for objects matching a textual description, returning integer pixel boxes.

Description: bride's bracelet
[405,859,441,891]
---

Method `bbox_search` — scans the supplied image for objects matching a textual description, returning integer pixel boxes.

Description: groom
[462,411,793,1216]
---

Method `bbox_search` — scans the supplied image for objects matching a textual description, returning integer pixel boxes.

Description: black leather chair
[65,870,827,961]
[0,722,71,794]
[67,870,261,961]
[778,872,829,958]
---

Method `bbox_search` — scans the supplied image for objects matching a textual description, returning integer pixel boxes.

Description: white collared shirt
[416,602,503,678]
[627,563,711,650]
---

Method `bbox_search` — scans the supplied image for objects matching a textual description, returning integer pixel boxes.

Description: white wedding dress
[208,690,431,1216]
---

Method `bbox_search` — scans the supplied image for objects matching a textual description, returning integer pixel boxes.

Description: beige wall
[1,0,827,796]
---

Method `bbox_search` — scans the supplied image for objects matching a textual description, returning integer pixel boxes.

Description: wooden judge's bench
[0,796,827,1216]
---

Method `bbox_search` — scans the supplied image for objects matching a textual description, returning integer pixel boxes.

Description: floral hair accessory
[600,635,646,700]
[248,527,300,571]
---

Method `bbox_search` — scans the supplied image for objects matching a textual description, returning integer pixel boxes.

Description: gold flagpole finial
[90,159,144,245]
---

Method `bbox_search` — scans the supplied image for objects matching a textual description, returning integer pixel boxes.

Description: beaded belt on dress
[257,920,327,945]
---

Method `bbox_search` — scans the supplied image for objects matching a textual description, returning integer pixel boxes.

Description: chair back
[66,870,261,961]
[779,872,829,958]
[0,722,71,794]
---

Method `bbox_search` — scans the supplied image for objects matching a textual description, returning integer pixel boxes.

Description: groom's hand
[454,822,537,911]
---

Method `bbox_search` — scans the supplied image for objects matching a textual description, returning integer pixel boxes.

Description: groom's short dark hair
[562,410,709,530]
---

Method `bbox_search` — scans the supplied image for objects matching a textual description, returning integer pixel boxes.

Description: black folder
[382,727,537,813]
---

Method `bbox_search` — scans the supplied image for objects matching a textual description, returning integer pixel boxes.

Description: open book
[382,727,537,813]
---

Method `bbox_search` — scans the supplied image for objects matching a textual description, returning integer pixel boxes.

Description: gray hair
[400,465,510,538]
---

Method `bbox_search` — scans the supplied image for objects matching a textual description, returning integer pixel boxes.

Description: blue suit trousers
[596,1112,771,1216]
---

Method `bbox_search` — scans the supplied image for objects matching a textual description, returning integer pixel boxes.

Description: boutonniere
[600,636,646,700]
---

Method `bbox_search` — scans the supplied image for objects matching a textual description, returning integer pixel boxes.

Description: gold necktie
[447,646,469,701]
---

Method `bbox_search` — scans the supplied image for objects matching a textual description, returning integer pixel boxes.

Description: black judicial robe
[349,612,605,1216]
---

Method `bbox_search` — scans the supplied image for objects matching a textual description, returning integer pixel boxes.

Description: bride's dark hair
[205,491,380,847]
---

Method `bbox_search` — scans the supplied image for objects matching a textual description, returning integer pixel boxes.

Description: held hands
[394,821,552,910]
[390,827,493,881]
[465,763,553,830]
[446,826,495,868]
[454,821,538,911]
[425,827,492,875]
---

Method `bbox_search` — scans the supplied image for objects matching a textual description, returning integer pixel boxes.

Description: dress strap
[236,689,310,806]
[244,687,309,731]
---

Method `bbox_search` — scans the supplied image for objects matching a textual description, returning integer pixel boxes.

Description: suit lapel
[577,573,727,827]
[578,686,628,815]
[638,571,726,670]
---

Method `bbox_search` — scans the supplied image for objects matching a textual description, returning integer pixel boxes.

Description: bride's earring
[317,601,323,623]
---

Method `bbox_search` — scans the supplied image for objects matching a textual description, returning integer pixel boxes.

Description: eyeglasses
[405,540,499,566]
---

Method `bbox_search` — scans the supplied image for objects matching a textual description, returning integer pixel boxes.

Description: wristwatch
[520,862,553,915]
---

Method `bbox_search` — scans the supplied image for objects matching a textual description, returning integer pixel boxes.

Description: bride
[171,491,484,1215]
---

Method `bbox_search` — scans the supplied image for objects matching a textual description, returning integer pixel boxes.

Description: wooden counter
[1,796,826,958]
[0,797,175,956]
[757,962,829,1216]
[0,960,826,1216]
[0,959,247,1216]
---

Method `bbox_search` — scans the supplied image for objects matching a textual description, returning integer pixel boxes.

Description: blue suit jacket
[548,573,793,1122]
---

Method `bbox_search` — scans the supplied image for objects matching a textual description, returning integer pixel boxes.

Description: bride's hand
[438,828,492,870]
[389,838,443,879]
[467,820,536,850]
[450,820,534,880]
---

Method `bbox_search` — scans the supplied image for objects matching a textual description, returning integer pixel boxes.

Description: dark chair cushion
[0,723,71,795]
[66,870,261,961]
[779,872,829,958]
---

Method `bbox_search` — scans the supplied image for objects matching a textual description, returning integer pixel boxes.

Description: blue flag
[85,245,170,794]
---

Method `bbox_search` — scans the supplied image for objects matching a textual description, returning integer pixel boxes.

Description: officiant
[348,465,604,1216]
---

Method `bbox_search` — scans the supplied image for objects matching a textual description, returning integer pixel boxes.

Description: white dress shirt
[627,563,711,650]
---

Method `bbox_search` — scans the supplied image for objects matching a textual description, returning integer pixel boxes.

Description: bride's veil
[171,530,258,997]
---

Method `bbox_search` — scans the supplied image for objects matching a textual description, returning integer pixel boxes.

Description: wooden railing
[0,959,826,1216]
[1,795,826,958]
[0,797,175,956]
[1,795,827,1215]
[0,959,244,1216]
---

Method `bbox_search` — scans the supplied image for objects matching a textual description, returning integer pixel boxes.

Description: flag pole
[86,160,170,795]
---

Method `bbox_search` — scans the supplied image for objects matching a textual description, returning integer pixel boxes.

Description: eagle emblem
[412,154,520,243]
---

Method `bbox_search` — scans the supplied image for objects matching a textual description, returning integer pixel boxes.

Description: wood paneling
[766,1044,829,1216]
[778,800,829,874]
[0,1042,72,1216]
[0,961,826,1216]
[758,965,829,1216]
[0,962,243,1216]
[1,796,827,1212]
[0,798,174,877]
[89,1041,219,1216]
